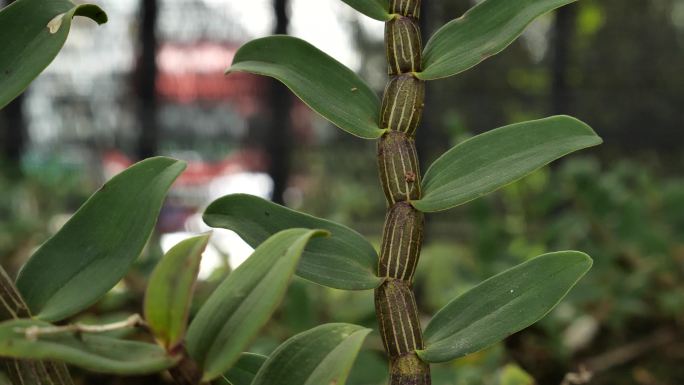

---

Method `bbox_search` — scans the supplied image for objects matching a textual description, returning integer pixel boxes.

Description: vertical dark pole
[551,4,577,115]
[0,96,25,173]
[416,1,464,172]
[0,0,26,177]
[136,0,159,160]
[416,1,436,171]
[266,0,292,204]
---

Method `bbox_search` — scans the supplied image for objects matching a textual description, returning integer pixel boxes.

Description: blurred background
[1,0,683,384]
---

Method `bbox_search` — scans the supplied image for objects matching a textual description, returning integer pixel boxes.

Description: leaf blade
[218,353,267,385]
[418,0,576,80]
[144,234,209,350]
[0,319,178,375]
[0,0,107,108]
[228,36,384,139]
[251,323,371,385]
[413,116,602,212]
[186,229,328,381]
[418,251,592,363]
[17,157,186,322]
[203,194,382,290]
[339,0,392,21]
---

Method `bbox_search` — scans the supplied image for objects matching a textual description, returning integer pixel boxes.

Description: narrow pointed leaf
[228,36,384,139]
[418,0,576,80]
[0,319,178,375]
[340,0,392,21]
[413,116,602,212]
[0,0,107,108]
[17,157,186,322]
[217,353,267,385]
[418,251,592,363]
[252,324,371,385]
[203,194,382,290]
[144,234,209,350]
[186,229,328,381]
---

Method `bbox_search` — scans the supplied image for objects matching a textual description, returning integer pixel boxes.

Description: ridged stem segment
[375,1,430,384]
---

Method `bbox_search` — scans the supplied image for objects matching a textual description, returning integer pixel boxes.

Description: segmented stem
[375,1,430,384]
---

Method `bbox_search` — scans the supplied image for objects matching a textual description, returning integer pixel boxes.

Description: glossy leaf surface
[228,36,384,139]
[144,234,209,350]
[17,157,186,321]
[0,0,107,108]
[419,0,576,80]
[340,0,391,21]
[0,319,177,375]
[252,323,370,385]
[186,229,327,381]
[204,194,382,290]
[413,116,602,212]
[418,251,592,363]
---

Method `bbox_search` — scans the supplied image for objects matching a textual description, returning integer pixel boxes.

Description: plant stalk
[17,314,147,340]
[0,267,75,385]
[375,1,430,384]
[168,353,205,385]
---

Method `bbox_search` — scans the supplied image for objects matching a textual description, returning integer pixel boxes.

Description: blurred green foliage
[0,158,91,274]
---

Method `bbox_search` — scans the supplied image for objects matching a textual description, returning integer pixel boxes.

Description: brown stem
[168,353,205,385]
[375,1,430,384]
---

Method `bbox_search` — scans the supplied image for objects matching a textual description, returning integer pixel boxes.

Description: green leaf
[340,0,392,21]
[228,36,384,139]
[0,0,107,108]
[0,319,178,375]
[217,353,267,385]
[17,157,186,322]
[144,234,209,350]
[203,194,382,290]
[418,0,576,80]
[186,229,328,381]
[417,251,592,363]
[252,324,371,385]
[412,116,602,212]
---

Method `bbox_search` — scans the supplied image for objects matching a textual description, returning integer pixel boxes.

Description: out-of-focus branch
[584,329,677,373]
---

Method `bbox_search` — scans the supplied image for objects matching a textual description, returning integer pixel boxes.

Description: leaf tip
[195,231,213,243]
[553,115,602,139]
[74,4,108,25]
[575,251,594,271]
